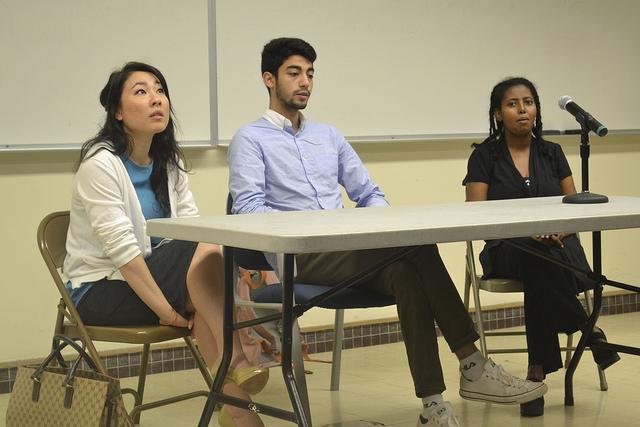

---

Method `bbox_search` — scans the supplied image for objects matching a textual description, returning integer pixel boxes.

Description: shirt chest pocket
[300,141,339,179]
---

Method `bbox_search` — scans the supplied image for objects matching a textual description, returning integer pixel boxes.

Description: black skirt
[77,239,198,326]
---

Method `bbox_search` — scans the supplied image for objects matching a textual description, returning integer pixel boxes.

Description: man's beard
[285,98,308,110]
[276,85,308,110]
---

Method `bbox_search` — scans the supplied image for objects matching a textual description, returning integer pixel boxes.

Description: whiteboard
[216,0,640,142]
[0,0,211,151]
[2,0,639,151]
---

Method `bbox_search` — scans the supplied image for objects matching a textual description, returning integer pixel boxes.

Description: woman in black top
[463,77,620,417]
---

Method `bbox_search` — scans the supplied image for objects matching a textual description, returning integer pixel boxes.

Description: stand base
[563,192,609,204]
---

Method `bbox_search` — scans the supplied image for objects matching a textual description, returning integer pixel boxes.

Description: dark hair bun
[99,71,119,110]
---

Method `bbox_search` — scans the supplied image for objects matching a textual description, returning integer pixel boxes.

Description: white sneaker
[417,401,461,426]
[459,358,547,404]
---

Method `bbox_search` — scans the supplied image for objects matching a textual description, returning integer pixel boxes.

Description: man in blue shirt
[228,37,546,426]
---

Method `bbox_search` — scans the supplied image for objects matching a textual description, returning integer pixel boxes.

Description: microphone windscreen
[558,95,573,110]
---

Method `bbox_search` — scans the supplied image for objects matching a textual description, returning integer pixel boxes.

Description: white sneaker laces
[487,359,527,388]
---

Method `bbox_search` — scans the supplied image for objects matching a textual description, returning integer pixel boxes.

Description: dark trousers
[485,237,589,375]
[296,244,479,397]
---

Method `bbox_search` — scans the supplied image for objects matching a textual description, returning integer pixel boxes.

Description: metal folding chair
[463,240,607,390]
[37,211,213,424]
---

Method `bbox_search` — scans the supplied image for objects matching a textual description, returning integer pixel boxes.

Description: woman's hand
[119,256,193,329]
[532,233,566,248]
[159,307,193,329]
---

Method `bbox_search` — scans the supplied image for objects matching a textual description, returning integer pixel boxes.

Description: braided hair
[488,77,543,142]
[77,62,187,215]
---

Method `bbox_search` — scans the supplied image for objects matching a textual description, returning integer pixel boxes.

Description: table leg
[280,253,312,426]
[564,283,603,405]
[565,231,604,406]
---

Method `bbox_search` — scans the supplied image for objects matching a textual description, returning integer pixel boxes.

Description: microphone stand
[562,116,608,204]
[559,109,632,408]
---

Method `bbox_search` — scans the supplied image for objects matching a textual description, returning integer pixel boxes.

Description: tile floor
[2,312,639,426]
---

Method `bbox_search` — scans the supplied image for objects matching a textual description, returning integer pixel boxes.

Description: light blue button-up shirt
[228,110,388,214]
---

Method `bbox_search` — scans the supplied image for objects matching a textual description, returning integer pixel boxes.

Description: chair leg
[52,300,66,356]
[133,343,151,425]
[80,334,108,376]
[185,336,213,388]
[330,309,345,391]
[463,267,471,311]
[292,319,312,425]
[583,291,608,391]
[565,333,574,368]
[466,242,487,357]
[471,282,487,357]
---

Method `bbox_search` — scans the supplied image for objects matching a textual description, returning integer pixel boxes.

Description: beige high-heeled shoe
[226,366,269,395]
[213,362,270,395]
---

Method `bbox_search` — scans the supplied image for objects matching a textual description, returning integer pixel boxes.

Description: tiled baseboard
[2,291,638,394]
[301,292,640,355]
[0,345,201,394]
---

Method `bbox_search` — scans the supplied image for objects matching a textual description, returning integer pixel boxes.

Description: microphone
[558,96,608,137]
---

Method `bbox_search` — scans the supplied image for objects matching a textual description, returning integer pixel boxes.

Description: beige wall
[1,135,639,363]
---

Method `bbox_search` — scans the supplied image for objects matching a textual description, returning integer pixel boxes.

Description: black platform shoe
[521,396,544,417]
[520,377,544,417]
[589,327,621,370]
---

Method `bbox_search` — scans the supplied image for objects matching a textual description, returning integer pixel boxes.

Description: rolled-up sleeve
[336,132,388,208]
[75,157,141,268]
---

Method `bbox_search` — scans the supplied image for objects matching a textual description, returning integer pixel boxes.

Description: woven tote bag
[6,335,133,427]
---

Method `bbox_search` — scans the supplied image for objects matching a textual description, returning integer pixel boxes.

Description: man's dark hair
[261,37,317,76]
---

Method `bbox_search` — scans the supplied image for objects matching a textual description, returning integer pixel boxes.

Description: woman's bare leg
[186,243,252,368]
[190,311,219,367]
[186,243,265,426]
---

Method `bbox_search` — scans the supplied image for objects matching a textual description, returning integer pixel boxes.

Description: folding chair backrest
[36,211,80,320]
[37,211,69,273]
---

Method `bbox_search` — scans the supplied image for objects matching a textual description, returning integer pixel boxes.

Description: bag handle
[61,355,86,409]
[30,335,100,405]
[31,335,98,382]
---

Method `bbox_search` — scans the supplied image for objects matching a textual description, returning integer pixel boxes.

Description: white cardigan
[63,144,198,289]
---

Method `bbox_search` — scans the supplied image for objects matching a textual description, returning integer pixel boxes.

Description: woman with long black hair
[64,62,265,426]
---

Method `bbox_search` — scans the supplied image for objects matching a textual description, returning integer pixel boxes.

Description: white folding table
[148,195,640,426]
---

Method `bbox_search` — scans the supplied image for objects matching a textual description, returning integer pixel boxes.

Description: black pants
[483,236,592,374]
